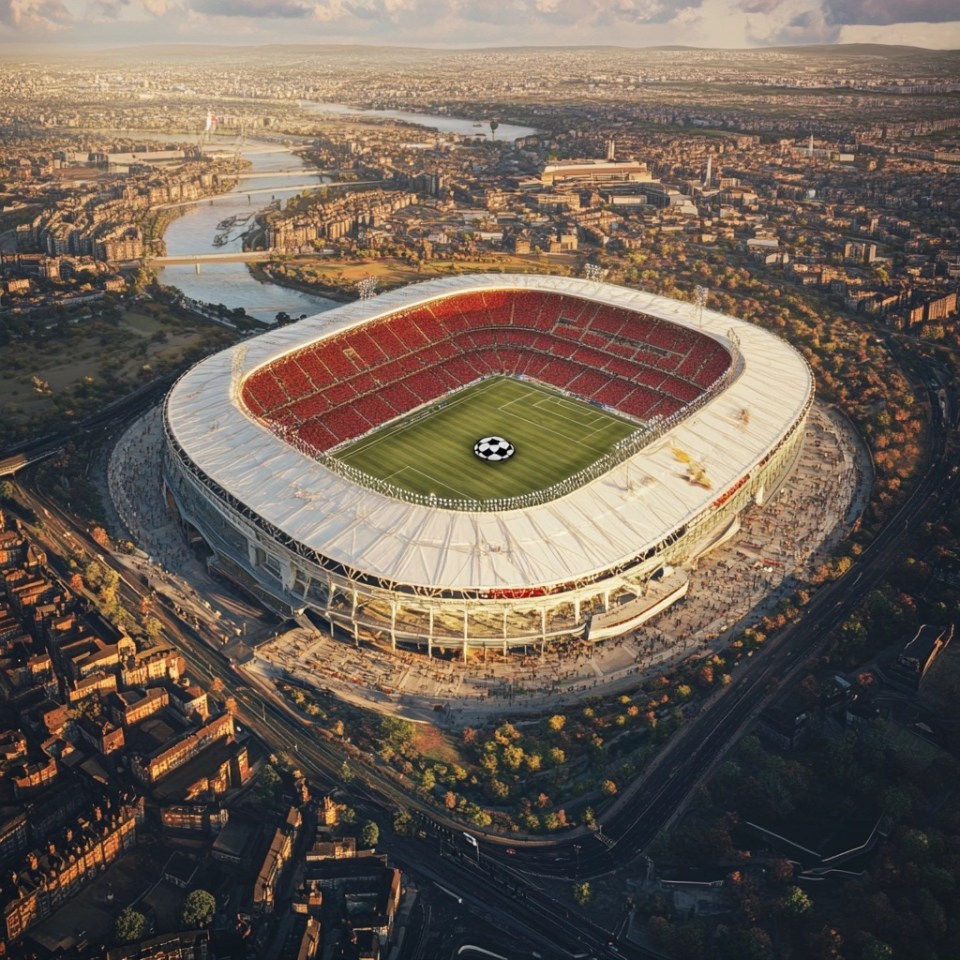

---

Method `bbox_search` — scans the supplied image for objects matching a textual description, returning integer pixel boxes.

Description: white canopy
[166,274,812,591]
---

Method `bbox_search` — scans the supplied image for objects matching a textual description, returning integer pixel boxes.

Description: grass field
[334,376,637,501]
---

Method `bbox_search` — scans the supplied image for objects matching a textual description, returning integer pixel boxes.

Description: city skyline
[1,0,959,52]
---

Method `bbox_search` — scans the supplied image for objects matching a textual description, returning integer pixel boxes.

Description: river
[158,106,537,322]
[159,146,339,323]
[300,102,537,143]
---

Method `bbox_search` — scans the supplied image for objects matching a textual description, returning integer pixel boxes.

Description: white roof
[166,274,812,591]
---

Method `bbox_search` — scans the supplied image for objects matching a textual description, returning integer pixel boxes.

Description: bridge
[145,250,288,266]
[153,179,383,211]
[232,169,343,180]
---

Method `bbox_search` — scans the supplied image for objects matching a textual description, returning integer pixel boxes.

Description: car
[505,848,516,855]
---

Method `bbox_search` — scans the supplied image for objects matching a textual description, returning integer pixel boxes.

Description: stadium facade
[162,274,814,657]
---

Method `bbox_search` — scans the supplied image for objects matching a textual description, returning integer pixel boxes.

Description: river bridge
[145,250,290,267]
[232,169,343,180]
[154,179,383,211]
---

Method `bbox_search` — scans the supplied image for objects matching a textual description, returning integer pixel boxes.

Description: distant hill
[6,40,956,63]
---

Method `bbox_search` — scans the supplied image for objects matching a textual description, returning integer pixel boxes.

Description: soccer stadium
[162,274,814,657]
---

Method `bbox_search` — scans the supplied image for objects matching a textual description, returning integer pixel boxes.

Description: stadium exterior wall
[161,275,814,656]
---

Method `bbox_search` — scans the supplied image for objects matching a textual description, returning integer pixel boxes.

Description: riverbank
[248,261,355,304]
[248,252,580,303]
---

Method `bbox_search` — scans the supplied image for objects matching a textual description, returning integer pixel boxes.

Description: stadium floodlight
[695,285,709,327]
[357,276,378,300]
[583,263,607,283]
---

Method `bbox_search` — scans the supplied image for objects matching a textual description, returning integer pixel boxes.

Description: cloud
[190,0,313,17]
[89,0,131,20]
[1,0,957,45]
[738,0,782,12]
[824,0,959,26]
[0,0,72,28]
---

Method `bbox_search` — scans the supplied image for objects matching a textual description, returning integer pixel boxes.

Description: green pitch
[334,376,637,501]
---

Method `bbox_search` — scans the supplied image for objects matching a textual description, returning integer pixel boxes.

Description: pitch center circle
[474,436,515,462]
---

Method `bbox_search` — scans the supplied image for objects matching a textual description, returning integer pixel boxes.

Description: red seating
[297,420,339,452]
[467,351,497,376]
[355,393,396,426]
[288,393,331,420]
[325,407,368,442]
[269,358,314,400]
[409,370,446,403]
[662,377,702,404]
[594,380,634,407]
[348,331,387,367]
[294,350,330,387]
[381,382,421,413]
[325,381,355,406]
[384,312,430,349]
[317,343,356,379]
[571,346,606,368]
[252,290,729,448]
[351,371,377,395]
[696,352,730,387]
[620,386,661,420]
[636,367,666,389]
[243,372,288,414]
[568,369,608,398]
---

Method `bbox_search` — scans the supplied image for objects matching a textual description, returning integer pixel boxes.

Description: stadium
[162,274,814,657]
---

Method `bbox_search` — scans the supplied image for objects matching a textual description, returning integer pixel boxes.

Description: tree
[572,881,592,905]
[861,938,894,960]
[392,808,415,837]
[254,763,282,807]
[91,526,110,548]
[84,560,103,588]
[0,480,14,501]
[360,819,380,849]
[114,906,146,944]
[144,616,164,641]
[546,714,566,734]
[180,889,216,928]
[782,885,813,917]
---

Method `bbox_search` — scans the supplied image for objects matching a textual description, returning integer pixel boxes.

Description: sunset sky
[1,0,958,50]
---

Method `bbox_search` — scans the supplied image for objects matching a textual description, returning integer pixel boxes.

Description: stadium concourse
[107,402,868,723]
[161,274,814,657]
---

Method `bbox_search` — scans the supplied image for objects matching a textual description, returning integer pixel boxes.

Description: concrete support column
[428,608,434,658]
[351,589,359,646]
[390,602,397,652]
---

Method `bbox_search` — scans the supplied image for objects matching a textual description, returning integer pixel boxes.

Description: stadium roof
[165,274,813,592]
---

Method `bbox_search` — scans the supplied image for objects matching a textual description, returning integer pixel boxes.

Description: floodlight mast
[357,276,378,300]
[695,285,709,328]
[583,263,607,283]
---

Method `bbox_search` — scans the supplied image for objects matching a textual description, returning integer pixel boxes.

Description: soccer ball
[474,436,515,462]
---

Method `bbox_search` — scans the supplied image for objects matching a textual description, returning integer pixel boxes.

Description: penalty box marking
[384,465,473,500]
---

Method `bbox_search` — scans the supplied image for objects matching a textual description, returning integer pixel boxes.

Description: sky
[1,0,959,51]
